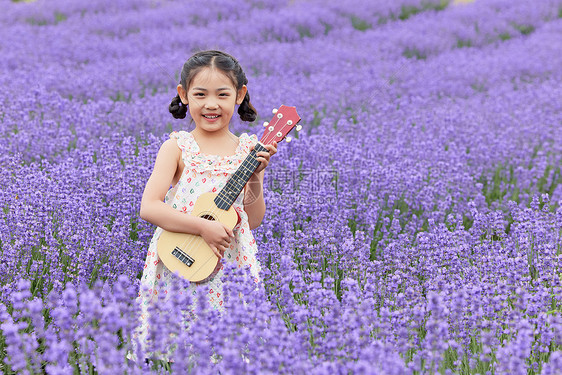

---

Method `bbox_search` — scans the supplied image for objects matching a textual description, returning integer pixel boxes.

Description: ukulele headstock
[260,105,302,145]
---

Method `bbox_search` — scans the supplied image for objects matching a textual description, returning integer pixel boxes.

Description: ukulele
[157,105,302,282]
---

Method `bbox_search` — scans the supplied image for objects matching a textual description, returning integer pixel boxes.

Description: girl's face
[177,67,247,135]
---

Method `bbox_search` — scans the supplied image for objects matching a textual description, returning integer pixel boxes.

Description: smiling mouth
[203,115,220,119]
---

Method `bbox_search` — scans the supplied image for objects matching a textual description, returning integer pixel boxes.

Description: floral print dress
[130,130,262,360]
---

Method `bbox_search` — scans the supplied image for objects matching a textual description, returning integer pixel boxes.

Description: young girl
[130,49,277,362]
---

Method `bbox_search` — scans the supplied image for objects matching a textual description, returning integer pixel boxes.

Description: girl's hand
[198,220,235,259]
[251,141,277,174]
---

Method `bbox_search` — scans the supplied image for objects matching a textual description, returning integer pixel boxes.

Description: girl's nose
[205,100,218,109]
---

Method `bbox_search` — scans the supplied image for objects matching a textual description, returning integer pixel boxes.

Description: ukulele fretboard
[214,142,268,210]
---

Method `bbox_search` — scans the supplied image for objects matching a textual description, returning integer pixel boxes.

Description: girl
[130,49,277,363]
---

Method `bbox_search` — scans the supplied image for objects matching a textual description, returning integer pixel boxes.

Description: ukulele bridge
[172,247,194,267]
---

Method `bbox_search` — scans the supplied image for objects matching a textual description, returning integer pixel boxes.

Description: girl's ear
[236,85,248,105]
[177,84,188,105]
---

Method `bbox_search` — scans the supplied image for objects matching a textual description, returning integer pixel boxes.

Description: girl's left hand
[251,141,277,174]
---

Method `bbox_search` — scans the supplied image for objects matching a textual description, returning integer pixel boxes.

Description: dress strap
[169,130,197,154]
[239,133,259,154]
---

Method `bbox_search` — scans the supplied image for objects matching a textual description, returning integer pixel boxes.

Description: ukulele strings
[174,112,290,278]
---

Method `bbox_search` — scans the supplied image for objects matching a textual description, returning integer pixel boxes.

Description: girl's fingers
[250,142,276,153]
[267,142,277,154]
[253,142,277,173]
[210,245,222,259]
[222,225,235,238]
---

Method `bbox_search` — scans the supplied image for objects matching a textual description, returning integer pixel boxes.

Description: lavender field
[1,0,562,373]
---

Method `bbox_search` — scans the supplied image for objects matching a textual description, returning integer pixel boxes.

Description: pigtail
[169,94,188,119]
[238,91,258,122]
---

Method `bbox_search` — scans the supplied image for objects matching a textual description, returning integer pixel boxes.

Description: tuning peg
[272,108,278,114]
[285,136,292,143]
[296,125,302,131]
[263,121,269,127]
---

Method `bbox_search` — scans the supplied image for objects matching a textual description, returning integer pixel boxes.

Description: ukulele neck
[214,142,268,210]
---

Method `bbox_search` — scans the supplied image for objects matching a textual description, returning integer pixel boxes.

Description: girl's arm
[140,139,205,235]
[244,170,266,230]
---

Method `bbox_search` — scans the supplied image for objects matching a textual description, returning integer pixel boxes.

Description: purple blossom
[1,0,562,372]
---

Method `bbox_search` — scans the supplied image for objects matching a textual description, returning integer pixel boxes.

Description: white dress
[129,130,262,361]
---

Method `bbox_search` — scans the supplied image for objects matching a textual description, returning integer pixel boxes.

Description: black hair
[168,50,258,122]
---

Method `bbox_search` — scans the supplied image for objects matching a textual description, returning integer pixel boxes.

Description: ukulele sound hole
[200,214,216,221]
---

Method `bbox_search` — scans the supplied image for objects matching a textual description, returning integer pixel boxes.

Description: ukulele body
[157,192,238,282]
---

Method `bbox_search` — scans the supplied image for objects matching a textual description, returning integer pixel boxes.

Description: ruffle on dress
[169,131,258,174]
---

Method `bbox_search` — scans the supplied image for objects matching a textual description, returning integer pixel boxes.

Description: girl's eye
[194,93,204,96]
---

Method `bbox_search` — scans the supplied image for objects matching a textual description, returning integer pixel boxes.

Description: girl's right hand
[198,219,235,259]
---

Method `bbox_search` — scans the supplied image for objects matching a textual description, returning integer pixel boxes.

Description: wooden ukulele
[157,105,302,282]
